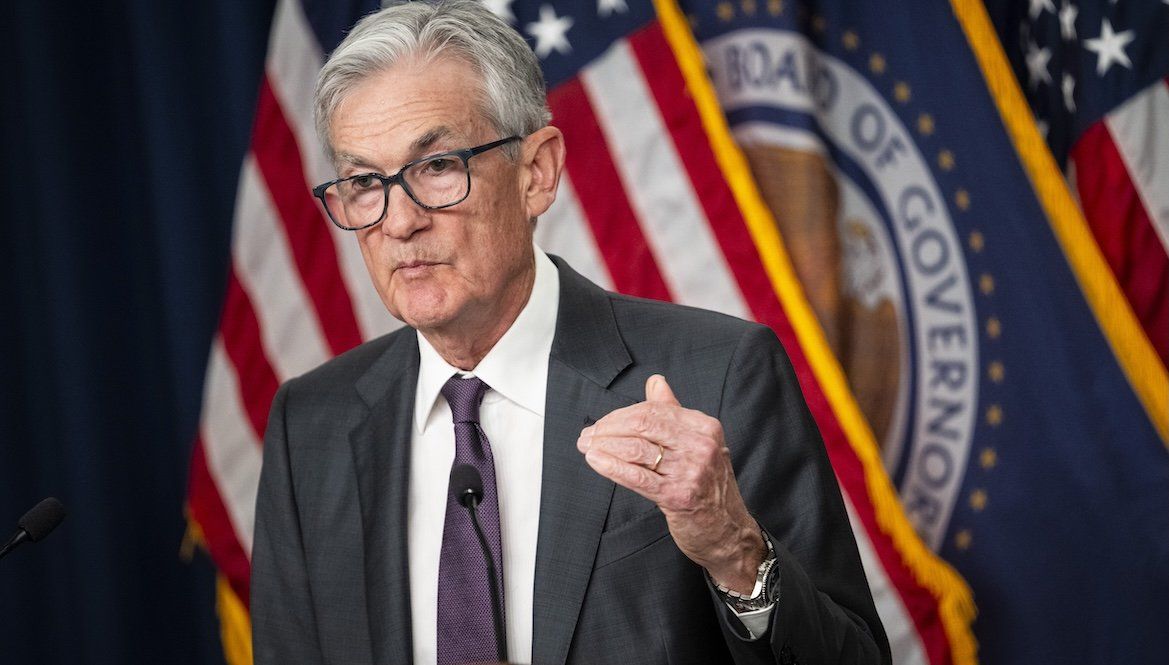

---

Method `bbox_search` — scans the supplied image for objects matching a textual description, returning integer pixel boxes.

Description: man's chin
[388,298,459,333]
[383,280,457,327]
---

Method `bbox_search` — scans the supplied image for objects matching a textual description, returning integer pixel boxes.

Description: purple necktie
[437,375,506,665]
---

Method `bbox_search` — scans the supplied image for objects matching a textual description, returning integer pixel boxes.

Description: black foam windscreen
[449,464,484,508]
[18,497,66,542]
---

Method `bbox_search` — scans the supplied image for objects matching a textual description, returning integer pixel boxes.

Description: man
[251,1,889,664]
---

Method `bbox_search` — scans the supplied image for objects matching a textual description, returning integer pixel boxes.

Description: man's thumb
[645,374,680,404]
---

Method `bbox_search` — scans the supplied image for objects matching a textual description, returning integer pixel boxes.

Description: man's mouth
[394,260,442,276]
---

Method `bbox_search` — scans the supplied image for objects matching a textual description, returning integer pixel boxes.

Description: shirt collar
[414,246,560,433]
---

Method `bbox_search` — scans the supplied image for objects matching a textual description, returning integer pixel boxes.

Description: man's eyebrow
[411,126,453,154]
[335,152,379,170]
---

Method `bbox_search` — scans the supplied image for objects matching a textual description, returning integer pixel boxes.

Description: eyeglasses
[312,136,521,231]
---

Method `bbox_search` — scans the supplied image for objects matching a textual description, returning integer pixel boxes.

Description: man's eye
[351,174,379,190]
[421,157,456,174]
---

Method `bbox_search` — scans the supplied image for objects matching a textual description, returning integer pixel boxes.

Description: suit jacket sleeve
[251,380,327,665]
[713,324,891,665]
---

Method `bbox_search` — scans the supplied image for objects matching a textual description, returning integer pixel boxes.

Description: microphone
[0,497,66,561]
[448,464,507,662]
[451,463,483,509]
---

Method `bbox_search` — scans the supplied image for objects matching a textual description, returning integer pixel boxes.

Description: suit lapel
[532,258,635,665]
[351,332,419,665]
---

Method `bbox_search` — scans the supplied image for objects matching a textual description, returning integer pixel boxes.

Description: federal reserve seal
[705,28,981,550]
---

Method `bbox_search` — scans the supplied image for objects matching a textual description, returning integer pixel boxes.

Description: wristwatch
[712,529,778,613]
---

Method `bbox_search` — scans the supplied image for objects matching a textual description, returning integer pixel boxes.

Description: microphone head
[449,464,484,508]
[18,497,66,542]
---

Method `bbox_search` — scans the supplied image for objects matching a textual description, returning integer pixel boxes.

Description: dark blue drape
[1,0,275,662]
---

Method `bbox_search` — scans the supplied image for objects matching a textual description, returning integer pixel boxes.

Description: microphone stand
[0,531,29,561]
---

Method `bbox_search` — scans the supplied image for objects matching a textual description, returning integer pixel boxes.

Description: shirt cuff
[725,601,774,640]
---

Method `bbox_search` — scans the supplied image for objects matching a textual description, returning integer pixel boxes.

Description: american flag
[1003,0,1168,363]
[185,1,975,663]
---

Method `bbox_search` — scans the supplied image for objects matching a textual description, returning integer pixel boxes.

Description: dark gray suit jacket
[252,256,890,664]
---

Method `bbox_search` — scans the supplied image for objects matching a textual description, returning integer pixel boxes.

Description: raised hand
[576,374,765,592]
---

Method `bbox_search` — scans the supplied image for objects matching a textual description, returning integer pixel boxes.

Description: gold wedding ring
[649,444,664,472]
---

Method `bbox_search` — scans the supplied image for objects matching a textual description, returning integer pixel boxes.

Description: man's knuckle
[644,471,662,493]
[632,412,652,435]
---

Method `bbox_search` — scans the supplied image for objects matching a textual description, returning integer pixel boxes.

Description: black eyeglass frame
[312,135,522,231]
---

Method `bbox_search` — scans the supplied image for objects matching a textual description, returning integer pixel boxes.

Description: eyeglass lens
[324,154,471,229]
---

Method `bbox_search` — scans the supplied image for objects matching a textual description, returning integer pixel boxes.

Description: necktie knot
[441,375,489,424]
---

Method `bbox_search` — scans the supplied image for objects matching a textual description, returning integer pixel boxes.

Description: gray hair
[314,0,551,162]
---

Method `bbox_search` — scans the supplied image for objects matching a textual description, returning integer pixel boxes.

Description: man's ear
[520,125,566,219]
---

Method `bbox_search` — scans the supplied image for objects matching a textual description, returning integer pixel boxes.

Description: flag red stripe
[1073,122,1169,365]
[631,20,951,662]
[252,75,364,356]
[220,266,280,441]
[548,77,674,302]
[627,23,787,331]
[188,436,253,610]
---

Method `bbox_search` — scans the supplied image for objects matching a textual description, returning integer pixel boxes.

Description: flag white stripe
[844,496,928,665]
[581,43,750,319]
[200,339,264,557]
[1105,80,1169,254]
[537,175,615,291]
[268,0,401,342]
[233,156,332,380]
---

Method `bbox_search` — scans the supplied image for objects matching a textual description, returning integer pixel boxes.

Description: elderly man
[251,1,889,664]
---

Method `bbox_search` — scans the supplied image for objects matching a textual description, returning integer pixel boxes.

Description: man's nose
[379,184,431,239]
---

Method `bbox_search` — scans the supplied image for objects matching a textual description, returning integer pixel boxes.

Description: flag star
[526,5,574,59]
[1058,2,1077,41]
[1062,73,1076,111]
[598,0,628,17]
[1037,119,1049,137]
[481,0,516,23]
[1029,0,1055,19]
[1025,42,1053,88]
[1084,18,1135,75]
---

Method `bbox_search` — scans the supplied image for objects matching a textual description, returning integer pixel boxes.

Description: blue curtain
[0,0,274,662]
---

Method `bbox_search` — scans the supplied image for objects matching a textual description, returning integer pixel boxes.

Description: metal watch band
[713,529,777,613]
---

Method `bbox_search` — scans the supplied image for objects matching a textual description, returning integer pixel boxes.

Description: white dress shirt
[408,247,558,665]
